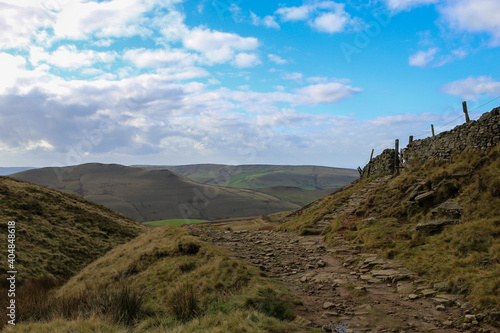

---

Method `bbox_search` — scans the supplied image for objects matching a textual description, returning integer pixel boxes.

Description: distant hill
[0,167,35,176]
[12,163,300,222]
[0,176,146,282]
[135,164,359,190]
[133,164,359,206]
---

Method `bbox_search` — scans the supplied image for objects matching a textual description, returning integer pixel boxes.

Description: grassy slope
[137,164,359,190]
[278,145,500,314]
[5,226,313,332]
[11,164,299,222]
[0,176,146,282]
[143,219,208,226]
[258,186,340,208]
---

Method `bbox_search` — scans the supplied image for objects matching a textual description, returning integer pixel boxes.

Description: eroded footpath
[188,226,494,333]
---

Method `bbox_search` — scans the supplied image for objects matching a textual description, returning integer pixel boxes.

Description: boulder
[416,219,461,234]
[431,201,464,219]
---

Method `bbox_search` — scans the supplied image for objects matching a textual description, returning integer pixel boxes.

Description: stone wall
[361,149,397,177]
[361,106,500,178]
[402,107,499,165]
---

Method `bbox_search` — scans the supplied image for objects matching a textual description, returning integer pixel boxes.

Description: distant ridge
[12,163,300,222]
[133,164,359,190]
[0,167,35,176]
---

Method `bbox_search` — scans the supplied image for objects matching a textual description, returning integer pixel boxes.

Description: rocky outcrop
[416,201,464,234]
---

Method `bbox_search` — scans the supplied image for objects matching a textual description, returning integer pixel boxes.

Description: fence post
[409,135,413,144]
[431,124,435,137]
[394,139,400,175]
[366,149,374,177]
[462,101,471,123]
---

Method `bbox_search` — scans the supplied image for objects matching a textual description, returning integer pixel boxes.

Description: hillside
[135,164,358,189]
[133,164,358,206]
[3,226,310,332]
[11,163,300,222]
[0,176,146,282]
[275,143,500,317]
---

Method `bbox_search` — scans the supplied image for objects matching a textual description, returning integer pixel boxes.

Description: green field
[143,219,208,226]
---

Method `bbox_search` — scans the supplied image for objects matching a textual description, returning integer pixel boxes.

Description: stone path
[307,176,392,234]
[189,226,494,332]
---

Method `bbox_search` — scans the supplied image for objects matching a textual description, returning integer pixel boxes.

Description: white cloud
[276,5,312,21]
[276,1,355,34]
[408,48,438,67]
[311,11,349,34]
[440,76,500,101]
[250,11,280,29]
[281,72,303,82]
[295,82,362,104]
[268,54,288,64]
[124,48,199,68]
[52,0,154,40]
[153,9,189,42]
[439,0,500,46]
[233,53,261,68]
[183,28,259,65]
[208,78,221,85]
[383,0,438,11]
[39,45,117,69]
[25,139,54,151]
[0,2,53,49]
[0,52,51,94]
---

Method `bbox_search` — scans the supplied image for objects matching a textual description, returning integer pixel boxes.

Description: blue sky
[0,0,499,169]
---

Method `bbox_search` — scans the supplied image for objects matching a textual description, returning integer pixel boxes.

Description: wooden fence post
[409,135,413,144]
[394,139,400,175]
[366,149,374,177]
[431,124,435,137]
[462,101,470,123]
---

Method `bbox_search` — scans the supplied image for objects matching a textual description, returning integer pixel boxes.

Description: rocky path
[307,176,392,234]
[189,226,494,332]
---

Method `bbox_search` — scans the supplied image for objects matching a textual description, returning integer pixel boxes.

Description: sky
[0,0,499,169]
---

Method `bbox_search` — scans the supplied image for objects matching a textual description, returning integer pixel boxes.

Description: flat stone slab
[371,269,400,277]
[415,191,435,202]
[416,219,461,234]
[421,289,437,297]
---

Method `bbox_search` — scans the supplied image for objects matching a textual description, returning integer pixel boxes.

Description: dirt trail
[189,226,494,332]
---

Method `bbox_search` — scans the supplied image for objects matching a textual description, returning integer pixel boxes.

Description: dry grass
[280,144,500,315]
[0,176,146,283]
[4,226,307,332]
[275,178,372,234]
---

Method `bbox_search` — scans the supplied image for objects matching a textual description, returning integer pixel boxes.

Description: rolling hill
[0,176,146,282]
[11,163,300,222]
[135,164,358,189]
[133,164,359,206]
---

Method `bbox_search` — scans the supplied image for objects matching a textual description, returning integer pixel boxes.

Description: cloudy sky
[1,0,499,169]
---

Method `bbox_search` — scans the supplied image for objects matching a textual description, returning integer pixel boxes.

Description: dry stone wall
[361,149,397,177]
[402,107,500,165]
[361,107,500,178]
